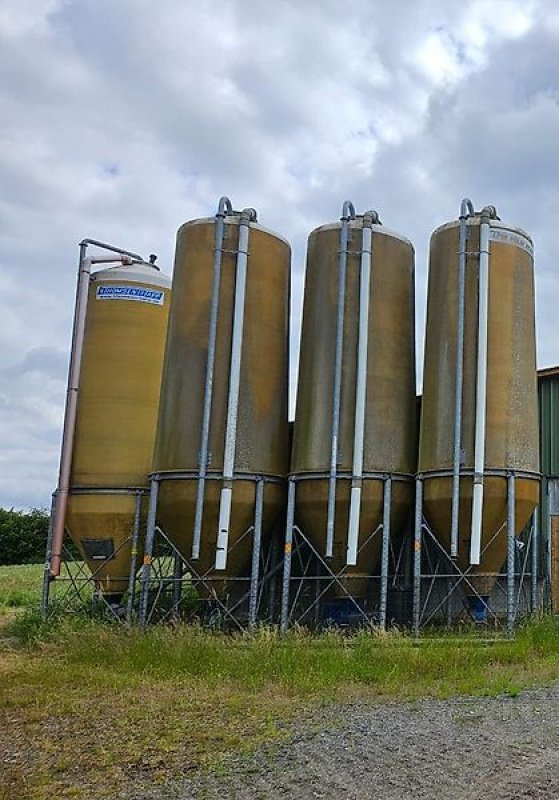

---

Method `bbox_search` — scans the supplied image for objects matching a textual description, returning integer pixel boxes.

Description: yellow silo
[63,259,170,600]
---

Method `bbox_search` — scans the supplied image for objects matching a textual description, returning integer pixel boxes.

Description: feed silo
[418,201,540,619]
[47,242,171,605]
[286,202,417,626]
[145,198,290,600]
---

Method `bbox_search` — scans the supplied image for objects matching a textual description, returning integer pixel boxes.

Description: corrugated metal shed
[539,366,559,477]
[538,366,559,609]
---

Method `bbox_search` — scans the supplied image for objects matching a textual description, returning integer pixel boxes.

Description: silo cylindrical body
[152,215,290,582]
[291,217,417,596]
[419,216,540,599]
[65,263,171,598]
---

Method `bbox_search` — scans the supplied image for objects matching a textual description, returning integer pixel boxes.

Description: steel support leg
[172,551,184,614]
[507,474,516,637]
[139,477,159,629]
[41,492,57,620]
[267,532,278,623]
[126,491,143,624]
[412,477,423,636]
[280,480,296,633]
[248,480,265,631]
[531,510,539,615]
[446,576,454,628]
[379,477,392,630]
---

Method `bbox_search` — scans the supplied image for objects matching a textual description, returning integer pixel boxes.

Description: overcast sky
[1,0,558,509]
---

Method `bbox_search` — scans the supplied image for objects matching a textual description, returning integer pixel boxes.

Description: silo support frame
[412,471,543,633]
[138,473,282,629]
[281,473,406,632]
[41,487,146,621]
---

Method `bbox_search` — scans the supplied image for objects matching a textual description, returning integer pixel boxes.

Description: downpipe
[192,196,232,561]
[470,206,497,565]
[347,209,380,566]
[450,198,474,560]
[215,208,258,570]
[326,200,355,559]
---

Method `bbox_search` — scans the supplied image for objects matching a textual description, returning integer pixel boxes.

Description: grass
[3,566,559,798]
[0,563,43,610]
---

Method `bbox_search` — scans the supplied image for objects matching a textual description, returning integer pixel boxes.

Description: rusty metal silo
[140,198,290,621]
[418,201,540,624]
[283,201,417,628]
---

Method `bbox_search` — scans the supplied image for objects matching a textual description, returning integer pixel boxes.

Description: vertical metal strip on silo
[192,196,232,561]
[450,198,474,560]
[216,208,258,570]
[470,207,494,565]
[326,200,355,559]
[347,210,378,566]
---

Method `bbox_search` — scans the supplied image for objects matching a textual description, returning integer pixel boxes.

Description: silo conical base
[422,474,539,600]
[156,477,285,598]
[66,492,144,598]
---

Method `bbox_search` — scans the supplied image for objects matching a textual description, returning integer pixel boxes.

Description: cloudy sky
[1,0,558,509]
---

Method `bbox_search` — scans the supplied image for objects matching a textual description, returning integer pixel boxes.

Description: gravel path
[171,685,559,799]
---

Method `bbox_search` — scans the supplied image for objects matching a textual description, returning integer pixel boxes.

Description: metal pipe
[451,198,474,560]
[531,509,539,614]
[79,238,142,261]
[248,480,265,631]
[280,480,296,633]
[267,533,278,622]
[379,477,392,630]
[507,474,516,636]
[50,244,139,578]
[125,491,143,624]
[216,207,257,570]
[139,477,159,628]
[347,210,379,566]
[326,200,355,559]
[470,206,494,565]
[412,477,423,636]
[171,552,183,613]
[41,493,57,619]
[193,197,233,560]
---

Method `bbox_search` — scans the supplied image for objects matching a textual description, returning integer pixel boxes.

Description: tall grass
[7,611,559,700]
[4,611,559,799]
[0,563,42,609]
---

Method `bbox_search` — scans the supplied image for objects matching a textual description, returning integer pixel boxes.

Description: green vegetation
[0,562,94,616]
[2,612,559,799]
[0,562,43,609]
[2,562,559,799]
[0,507,50,565]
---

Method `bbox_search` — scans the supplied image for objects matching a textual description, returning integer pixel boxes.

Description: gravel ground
[155,685,559,799]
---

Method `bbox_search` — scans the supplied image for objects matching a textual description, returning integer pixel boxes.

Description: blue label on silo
[96,285,165,305]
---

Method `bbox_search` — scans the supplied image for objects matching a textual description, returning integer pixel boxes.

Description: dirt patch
[167,685,559,799]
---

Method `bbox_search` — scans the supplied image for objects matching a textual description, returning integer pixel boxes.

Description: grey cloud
[0,0,553,507]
